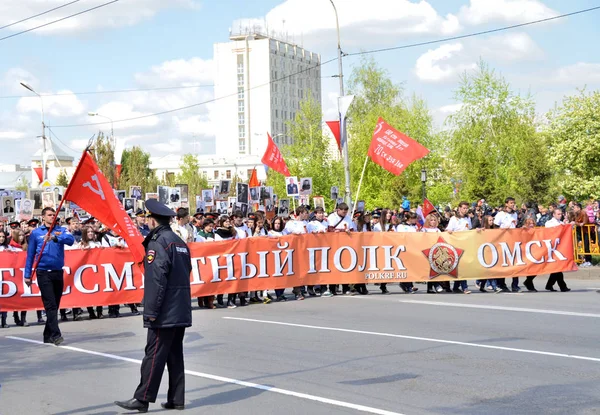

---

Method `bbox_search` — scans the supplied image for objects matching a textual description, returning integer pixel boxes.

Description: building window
[238,87,244,99]
[239,138,246,153]
[237,54,244,74]
[238,113,245,125]
[213,170,219,179]
[238,125,245,138]
[275,109,279,118]
[238,100,245,112]
[226,170,231,179]
[237,74,244,87]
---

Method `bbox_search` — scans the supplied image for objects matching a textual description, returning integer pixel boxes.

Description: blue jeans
[453,280,468,291]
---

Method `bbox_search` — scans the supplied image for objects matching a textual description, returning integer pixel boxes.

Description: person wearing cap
[135,209,150,237]
[371,211,383,232]
[115,199,192,413]
[24,207,75,346]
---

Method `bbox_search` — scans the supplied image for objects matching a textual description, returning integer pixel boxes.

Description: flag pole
[350,155,369,218]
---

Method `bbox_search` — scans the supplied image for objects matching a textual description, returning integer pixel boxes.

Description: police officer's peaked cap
[8,221,20,229]
[145,199,176,218]
[135,209,145,217]
[205,212,219,220]
[27,218,39,226]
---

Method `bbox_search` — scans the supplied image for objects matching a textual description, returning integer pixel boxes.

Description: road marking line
[396,299,600,318]
[222,317,600,363]
[5,336,404,415]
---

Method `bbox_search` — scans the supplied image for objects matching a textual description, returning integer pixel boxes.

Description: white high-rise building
[213,31,322,160]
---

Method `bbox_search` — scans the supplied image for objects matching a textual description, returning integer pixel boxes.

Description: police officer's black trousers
[37,270,64,341]
[134,327,186,404]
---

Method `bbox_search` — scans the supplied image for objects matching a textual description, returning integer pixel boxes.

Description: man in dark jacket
[115,199,192,413]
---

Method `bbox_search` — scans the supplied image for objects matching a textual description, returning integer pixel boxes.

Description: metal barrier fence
[573,224,599,264]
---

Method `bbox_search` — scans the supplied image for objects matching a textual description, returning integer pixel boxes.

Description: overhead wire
[49,57,339,128]
[0,0,82,31]
[0,0,120,42]
[344,5,600,57]
[43,5,600,129]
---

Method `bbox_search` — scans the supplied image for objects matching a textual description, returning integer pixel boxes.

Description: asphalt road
[2,278,600,415]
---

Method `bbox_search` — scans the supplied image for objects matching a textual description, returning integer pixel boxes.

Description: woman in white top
[213,216,241,308]
[269,217,288,302]
[422,214,443,294]
[544,209,571,292]
[77,225,104,319]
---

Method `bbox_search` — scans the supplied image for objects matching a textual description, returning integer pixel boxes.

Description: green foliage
[120,146,160,197]
[16,178,29,192]
[91,132,115,187]
[446,62,551,206]
[176,154,208,212]
[545,89,600,200]
[266,93,343,211]
[55,169,69,187]
[346,57,443,208]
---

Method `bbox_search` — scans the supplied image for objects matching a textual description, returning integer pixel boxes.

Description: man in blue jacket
[25,207,75,345]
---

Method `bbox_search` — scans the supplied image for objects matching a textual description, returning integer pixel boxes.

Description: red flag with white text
[367,117,430,176]
[63,151,145,263]
[423,198,437,217]
[261,132,291,177]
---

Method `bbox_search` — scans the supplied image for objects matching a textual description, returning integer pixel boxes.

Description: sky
[0,0,599,166]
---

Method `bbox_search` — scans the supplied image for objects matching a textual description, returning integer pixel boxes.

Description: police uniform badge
[147,250,156,264]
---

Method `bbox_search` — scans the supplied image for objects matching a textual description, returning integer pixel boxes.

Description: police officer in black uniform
[115,199,192,413]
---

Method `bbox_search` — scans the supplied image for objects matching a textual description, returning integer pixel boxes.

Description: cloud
[414,32,543,82]
[17,90,85,118]
[458,0,558,25]
[0,131,26,140]
[134,58,214,87]
[232,0,461,49]
[0,0,200,35]
[550,62,600,85]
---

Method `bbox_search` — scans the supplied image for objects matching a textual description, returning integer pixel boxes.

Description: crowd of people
[1,194,595,328]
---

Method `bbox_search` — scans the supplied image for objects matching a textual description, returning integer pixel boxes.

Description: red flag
[33,167,43,183]
[423,198,437,217]
[261,132,291,177]
[367,117,430,176]
[249,168,259,187]
[326,121,341,152]
[63,151,145,263]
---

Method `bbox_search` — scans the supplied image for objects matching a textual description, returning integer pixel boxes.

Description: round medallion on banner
[422,237,464,279]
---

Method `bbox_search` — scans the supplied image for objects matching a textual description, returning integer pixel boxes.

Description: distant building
[31,140,75,187]
[150,154,267,187]
[213,31,322,158]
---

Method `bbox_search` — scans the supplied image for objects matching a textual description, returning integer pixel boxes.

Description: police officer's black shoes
[161,402,185,410]
[114,398,149,413]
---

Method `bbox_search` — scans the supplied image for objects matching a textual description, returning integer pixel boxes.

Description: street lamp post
[88,112,115,148]
[329,0,352,206]
[20,82,47,181]
[421,168,427,200]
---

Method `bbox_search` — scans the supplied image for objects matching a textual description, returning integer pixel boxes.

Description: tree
[91,132,115,187]
[55,169,69,187]
[346,57,443,208]
[446,62,551,206]
[120,146,160,198]
[176,154,208,212]
[545,89,600,200]
[266,93,343,211]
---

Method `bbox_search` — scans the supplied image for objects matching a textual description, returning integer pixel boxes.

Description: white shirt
[283,220,308,235]
[234,224,252,239]
[307,220,328,233]
[327,212,356,231]
[421,227,441,233]
[171,222,194,243]
[494,211,518,229]
[395,224,417,233]
[446,216,472,232]
[268,230,283,237]
[102,234,127,248]
[545,218,564,228]
[372,222,382,232]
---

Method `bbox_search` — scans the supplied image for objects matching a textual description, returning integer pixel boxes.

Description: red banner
[368,117,430,176]
[64,151,145,263]
[261,132,290,177]
[0,227,576,311]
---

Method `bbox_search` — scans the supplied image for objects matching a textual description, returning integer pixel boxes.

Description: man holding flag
[24,207,75,345]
